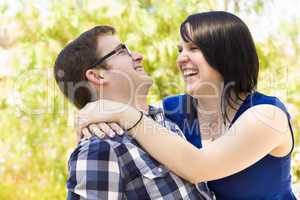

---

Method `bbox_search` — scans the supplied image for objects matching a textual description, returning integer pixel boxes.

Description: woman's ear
[85,69,106,86]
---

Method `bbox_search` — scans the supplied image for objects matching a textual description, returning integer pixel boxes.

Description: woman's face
[176,38,223,97]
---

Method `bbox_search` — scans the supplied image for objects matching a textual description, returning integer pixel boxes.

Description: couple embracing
[54,11,296,200]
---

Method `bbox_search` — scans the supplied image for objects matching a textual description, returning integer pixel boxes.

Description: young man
[54,25,213,200]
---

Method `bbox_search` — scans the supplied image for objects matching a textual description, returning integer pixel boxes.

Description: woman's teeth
[183,69,198,77]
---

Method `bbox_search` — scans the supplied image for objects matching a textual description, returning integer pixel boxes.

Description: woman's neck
[196,97,222,116]
[196,91,246,141]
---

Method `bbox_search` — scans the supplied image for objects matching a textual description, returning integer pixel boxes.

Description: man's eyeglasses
[91,43,132,68]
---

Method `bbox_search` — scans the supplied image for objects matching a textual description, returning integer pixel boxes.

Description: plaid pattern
[67,106,214,200]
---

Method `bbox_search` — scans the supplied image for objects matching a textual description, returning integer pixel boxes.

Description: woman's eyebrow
[186,42,197,47]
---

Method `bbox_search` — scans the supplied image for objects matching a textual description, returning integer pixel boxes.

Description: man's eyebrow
[115,43,123,49]
[105,43,123,55]
[106,43,122,53]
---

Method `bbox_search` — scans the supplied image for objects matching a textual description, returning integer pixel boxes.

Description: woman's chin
[185,84,198,96]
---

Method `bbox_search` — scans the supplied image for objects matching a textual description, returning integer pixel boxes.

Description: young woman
[78,11,296,199]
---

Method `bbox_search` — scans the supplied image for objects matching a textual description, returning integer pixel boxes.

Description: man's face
[96,35,153,99]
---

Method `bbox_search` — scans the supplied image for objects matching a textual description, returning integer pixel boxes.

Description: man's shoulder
[69,135,134,162]
[67,136,127,199]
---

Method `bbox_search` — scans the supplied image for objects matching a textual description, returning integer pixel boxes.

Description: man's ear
[85,69,106,86]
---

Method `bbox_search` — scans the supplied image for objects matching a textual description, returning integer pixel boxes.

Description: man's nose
[131,52,144,63]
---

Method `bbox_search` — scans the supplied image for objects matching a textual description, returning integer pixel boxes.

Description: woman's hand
[78,122,125,142]
[76,99,141,140]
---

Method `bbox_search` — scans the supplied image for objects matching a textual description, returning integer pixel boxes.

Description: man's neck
[101,91,149,114]
[134,95,148,113]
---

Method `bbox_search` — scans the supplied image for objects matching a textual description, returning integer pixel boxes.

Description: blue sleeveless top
[162,91,296,200]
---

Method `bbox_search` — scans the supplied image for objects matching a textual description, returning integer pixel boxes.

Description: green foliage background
[0,0,299,199]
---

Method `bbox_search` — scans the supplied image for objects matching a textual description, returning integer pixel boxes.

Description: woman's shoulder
[162,94,187,113]
[246,91,290,118]
[162,94,186,106]
[162,94,193,123]
[232,92,292,134]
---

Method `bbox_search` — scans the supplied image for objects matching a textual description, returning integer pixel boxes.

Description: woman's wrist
[126,111,143,131]
[119,107,141,132]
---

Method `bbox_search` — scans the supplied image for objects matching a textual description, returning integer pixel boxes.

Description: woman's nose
[176,53,190,66]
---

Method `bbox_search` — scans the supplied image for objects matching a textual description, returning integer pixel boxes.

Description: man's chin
[135,77,153,94]
[139,74,153,85]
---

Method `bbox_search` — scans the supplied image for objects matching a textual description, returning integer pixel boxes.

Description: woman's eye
[177,48,183,53]
[190,47,198,51]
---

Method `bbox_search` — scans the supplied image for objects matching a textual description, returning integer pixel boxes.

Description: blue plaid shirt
[67,106,214,200]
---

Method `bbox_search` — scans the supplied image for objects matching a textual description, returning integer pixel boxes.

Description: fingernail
[115,130,122,135]
[96,132,105,139]
[108,131,115,138]
[117,131,123,136]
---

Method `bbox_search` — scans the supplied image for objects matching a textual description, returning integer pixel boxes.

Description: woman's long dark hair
[180,11,259,123]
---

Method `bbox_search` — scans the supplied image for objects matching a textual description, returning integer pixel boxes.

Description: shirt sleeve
[67,138,124,200]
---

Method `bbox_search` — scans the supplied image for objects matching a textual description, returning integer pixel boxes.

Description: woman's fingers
[88,124,105,139]
[97,123,116,138]
[108,122,124,136]
[83,122,123,140]
[82,127,92,139]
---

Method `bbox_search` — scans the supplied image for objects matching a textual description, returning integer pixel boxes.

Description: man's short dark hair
[54,25,115,109]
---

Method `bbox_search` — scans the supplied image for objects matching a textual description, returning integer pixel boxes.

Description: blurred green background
[0,0,299,199]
